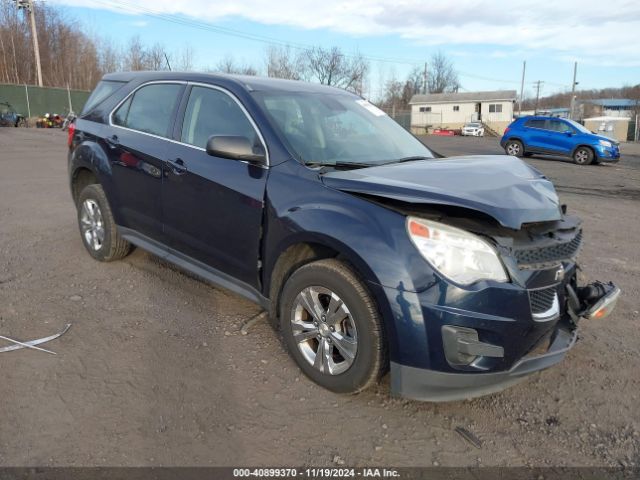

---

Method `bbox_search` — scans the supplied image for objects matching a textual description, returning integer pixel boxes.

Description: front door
[545,119,576,155]
[162,84,268,288]
[108,82,184,241]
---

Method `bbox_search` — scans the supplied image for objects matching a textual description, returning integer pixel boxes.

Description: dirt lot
[1,129,639,467]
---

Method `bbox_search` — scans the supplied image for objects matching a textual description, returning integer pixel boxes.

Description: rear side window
[180,86,258,149]
[82,80,125,115]
[112,83,182,138]
[525,119,547,129]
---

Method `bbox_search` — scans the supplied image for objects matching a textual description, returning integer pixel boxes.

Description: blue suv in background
[501,116,620,165]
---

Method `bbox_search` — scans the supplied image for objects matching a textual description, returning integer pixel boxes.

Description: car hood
[321,155,562,230]
[593,133,619,145]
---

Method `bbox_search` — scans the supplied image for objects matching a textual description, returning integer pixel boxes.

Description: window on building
[419,106,431,113]
[488,104,503,113]
[453,105,460,112]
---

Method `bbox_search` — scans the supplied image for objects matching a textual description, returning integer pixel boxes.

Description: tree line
[0,2,463,101]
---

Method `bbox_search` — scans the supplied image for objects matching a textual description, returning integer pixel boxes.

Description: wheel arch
[264,235,383,328]
[571,143,596,158]
[70,167,99,206]
[505,136,525,145]
[69,139,114,206]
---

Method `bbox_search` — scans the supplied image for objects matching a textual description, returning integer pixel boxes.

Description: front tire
[573,147,594,165]
[279,259,386,394]
[505,139,524,157]
[77,184,132,262]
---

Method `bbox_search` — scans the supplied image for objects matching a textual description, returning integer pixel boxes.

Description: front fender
[263,162,439,367]
[264,181,435,294]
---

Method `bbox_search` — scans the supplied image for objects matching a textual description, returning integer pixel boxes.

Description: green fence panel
[0,83,91,118]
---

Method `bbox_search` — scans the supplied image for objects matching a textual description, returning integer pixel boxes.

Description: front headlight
[599,139,612,148]
[406,217,509,285]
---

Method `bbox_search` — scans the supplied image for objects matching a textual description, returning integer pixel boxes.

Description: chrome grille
[514,230,582,267]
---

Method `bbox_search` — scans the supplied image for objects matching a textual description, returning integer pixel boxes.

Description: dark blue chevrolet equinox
[68,72,620,402]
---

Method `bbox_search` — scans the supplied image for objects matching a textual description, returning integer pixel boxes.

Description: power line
[85,0,575,91]
[89,0,423,66]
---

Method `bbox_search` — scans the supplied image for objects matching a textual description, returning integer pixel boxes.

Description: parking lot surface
[1,129,638,467]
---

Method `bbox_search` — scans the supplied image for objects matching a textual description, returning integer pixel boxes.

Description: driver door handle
[166,157,188,175]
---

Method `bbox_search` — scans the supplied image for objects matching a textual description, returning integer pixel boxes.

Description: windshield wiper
[380,155,432,166]
[304,161,373,170]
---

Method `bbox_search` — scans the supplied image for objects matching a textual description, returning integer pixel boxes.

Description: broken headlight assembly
[406,217,509,285]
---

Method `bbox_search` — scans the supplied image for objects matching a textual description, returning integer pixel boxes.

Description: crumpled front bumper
[390,326,577,402]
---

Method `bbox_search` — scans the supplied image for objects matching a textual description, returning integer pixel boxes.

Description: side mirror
[564,130,573,136]
[205,135,266,165]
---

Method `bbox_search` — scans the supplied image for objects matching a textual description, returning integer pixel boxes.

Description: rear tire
[77,184,132,262]
[505,140,524,157]
[573,147,594,165]
[279,259,386,394]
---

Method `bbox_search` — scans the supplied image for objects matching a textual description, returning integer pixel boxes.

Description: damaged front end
[372,199,619,401]
[321,155,620,400]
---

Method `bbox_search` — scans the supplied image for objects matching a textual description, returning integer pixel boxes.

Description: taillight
[67,122,75,148]
[503,127,510,136]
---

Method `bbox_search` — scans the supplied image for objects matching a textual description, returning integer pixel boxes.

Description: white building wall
[479,100,514,123]
[410,99,515,134]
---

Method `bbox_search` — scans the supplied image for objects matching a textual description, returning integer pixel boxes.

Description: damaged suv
[68,72,620,401]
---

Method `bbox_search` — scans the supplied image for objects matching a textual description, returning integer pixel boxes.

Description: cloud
[130,20,148,27]
[55,0,640,66]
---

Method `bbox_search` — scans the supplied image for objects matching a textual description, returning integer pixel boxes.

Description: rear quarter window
[82,80,126,115]
[112,83,183,138]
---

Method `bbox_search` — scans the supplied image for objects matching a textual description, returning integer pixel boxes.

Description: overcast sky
[55,0,640,98]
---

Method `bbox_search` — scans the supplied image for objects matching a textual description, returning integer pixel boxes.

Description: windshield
[253,91,434,166]
[465,123,481,127]
[565,118,591,134]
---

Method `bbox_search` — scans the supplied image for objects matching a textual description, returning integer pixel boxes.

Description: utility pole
[569,61,578,119]
[15,0,43,87]
[533,80,544,114]
[519,60,526,117]
[423,62,428,94]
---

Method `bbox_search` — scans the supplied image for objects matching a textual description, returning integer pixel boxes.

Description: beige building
[583,116,630,142]
[409,90,517,135]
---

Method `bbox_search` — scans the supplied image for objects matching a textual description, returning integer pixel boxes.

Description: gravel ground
[0,128,638,467]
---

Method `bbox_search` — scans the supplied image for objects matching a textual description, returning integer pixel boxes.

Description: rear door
[161,83,268,288]
[523,118,549,151]
[107,82,185,241]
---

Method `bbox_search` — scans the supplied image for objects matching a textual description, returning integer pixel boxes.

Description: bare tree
[214,54,258,75]
[98,38,120,74]
[147,43,170,70]
[174,45,194,71]
[428,51,459,94]
[265,45,306,80]
[124,36,149,71]
[306,46,368,94]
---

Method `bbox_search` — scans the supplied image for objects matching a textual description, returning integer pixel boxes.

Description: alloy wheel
[290,286,358,375]
[506,143,521,156]
[80,199,105,251]
[574,149,589,164]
